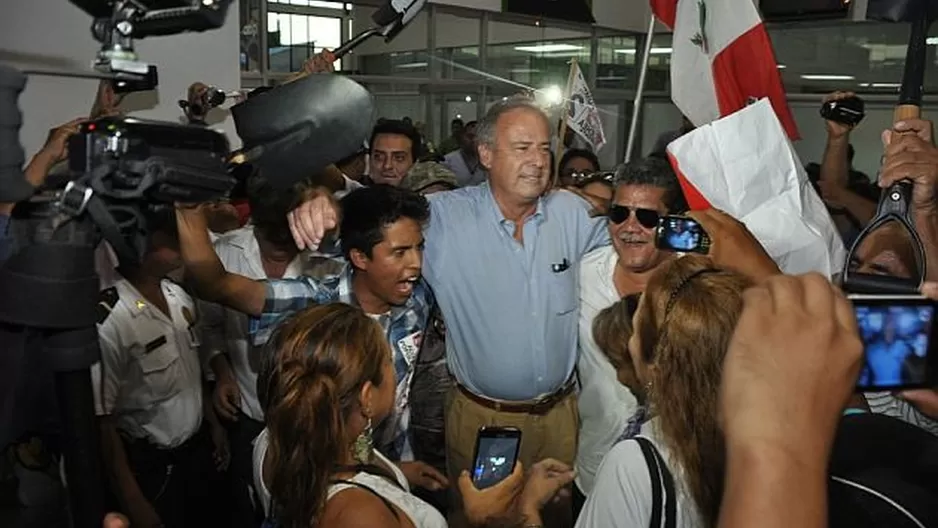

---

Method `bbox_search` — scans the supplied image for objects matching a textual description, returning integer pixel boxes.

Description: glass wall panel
[240,0,263,72]
[266,12,343,72]
[485,19,592,94]
[767,21,938,95]
[352,5,429,77]
[596,34,638,90]
[435,11,481,80]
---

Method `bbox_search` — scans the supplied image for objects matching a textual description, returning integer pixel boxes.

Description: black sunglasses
[607,205,660,229]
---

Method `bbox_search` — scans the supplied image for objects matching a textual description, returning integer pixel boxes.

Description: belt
[456,378,576,415]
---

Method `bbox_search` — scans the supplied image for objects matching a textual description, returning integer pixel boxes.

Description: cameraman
[0,117,85,260]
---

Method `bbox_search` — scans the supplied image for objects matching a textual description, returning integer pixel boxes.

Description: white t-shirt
[252,428,446,527]
[200,227,312,422]
[576,419,704,528]
[575,245,640,494]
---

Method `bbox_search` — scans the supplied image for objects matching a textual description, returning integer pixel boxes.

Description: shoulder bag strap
[634,437,664,528]
[648,440,678,528]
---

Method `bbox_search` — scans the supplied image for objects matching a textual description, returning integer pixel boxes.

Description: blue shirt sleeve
[562,190,610,255]
[248,276,336,346]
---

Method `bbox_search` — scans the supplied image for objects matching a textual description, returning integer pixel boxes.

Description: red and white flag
[650,0,799,209]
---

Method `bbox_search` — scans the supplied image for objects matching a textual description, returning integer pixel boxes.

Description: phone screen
[471,428,521,489]
[852,296,937,391]
[655,216,710,254]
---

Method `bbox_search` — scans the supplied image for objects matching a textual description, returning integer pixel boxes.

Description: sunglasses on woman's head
[570,170,616,186]
[607,205,660,229]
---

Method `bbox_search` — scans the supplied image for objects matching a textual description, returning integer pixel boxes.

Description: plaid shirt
[248,264,434,461]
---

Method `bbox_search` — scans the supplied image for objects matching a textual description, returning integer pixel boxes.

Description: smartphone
[470,426,522,489]
[655,215,711,254]
[849,294,938,391]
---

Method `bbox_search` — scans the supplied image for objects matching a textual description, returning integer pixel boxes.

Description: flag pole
[625,14,657,163]
[555,59,578,184]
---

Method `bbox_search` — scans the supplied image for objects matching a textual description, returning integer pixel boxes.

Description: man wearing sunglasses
[573,156,688,514]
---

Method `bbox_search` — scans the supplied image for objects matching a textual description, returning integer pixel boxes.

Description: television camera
[0,0,426,525]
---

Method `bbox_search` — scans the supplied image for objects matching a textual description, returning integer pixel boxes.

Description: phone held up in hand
[848,294,938,392]
[654,215,711,254]
[471,426,522,490]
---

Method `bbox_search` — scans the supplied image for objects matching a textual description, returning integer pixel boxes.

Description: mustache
[617,233,650,243]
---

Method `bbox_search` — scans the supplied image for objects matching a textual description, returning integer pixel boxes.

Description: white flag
[565,62,606,151]
[667,99,844,278]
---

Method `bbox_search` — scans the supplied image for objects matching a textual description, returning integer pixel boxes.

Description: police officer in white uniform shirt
[91,211,228,528]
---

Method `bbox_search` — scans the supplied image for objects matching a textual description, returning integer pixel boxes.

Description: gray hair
[614,156,688,213]
[475,96,550,149]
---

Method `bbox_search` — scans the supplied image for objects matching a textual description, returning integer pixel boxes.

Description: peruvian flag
[650,0,800,208]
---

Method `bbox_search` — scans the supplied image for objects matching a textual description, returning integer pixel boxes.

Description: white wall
[0,0,242,157]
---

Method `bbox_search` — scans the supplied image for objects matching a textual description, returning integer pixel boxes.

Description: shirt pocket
[548,268,578,316]
[131,339,182,405]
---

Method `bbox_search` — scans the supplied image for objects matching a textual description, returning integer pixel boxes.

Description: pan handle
[895,104,922,123]
[333,28,382,60]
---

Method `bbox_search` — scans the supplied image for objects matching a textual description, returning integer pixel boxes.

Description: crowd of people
[3,56,938,528]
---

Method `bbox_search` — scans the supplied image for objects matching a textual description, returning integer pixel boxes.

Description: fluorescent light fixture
[614,47,672,55]
[801,74,855,81]
[395,62,428,69]
[928,37,938,45]
[858,82,901,88]
[465,95,473,103]
[777,64,786,69]
[515,44,584,53]
[510,68,541,74]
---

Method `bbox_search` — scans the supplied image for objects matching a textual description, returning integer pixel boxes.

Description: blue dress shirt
[424,183,609,400]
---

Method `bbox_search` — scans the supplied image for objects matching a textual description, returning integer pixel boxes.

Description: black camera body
[68,116,233,205]
[821,95,866,127]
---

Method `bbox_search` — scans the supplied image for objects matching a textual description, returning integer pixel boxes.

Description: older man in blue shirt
[289,97,609,525]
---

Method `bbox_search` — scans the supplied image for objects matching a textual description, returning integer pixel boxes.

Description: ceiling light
[777,64,786,69]
[465,95,473,103]
[858,82,901,88]
[614,47,673,55]
[800,74,855,81]
[395,62,428,69]
[928,37,938,45]
[515,44,584,53]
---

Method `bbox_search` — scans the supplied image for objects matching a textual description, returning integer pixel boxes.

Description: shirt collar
[337,264,421,322]
[481,181,547,228]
